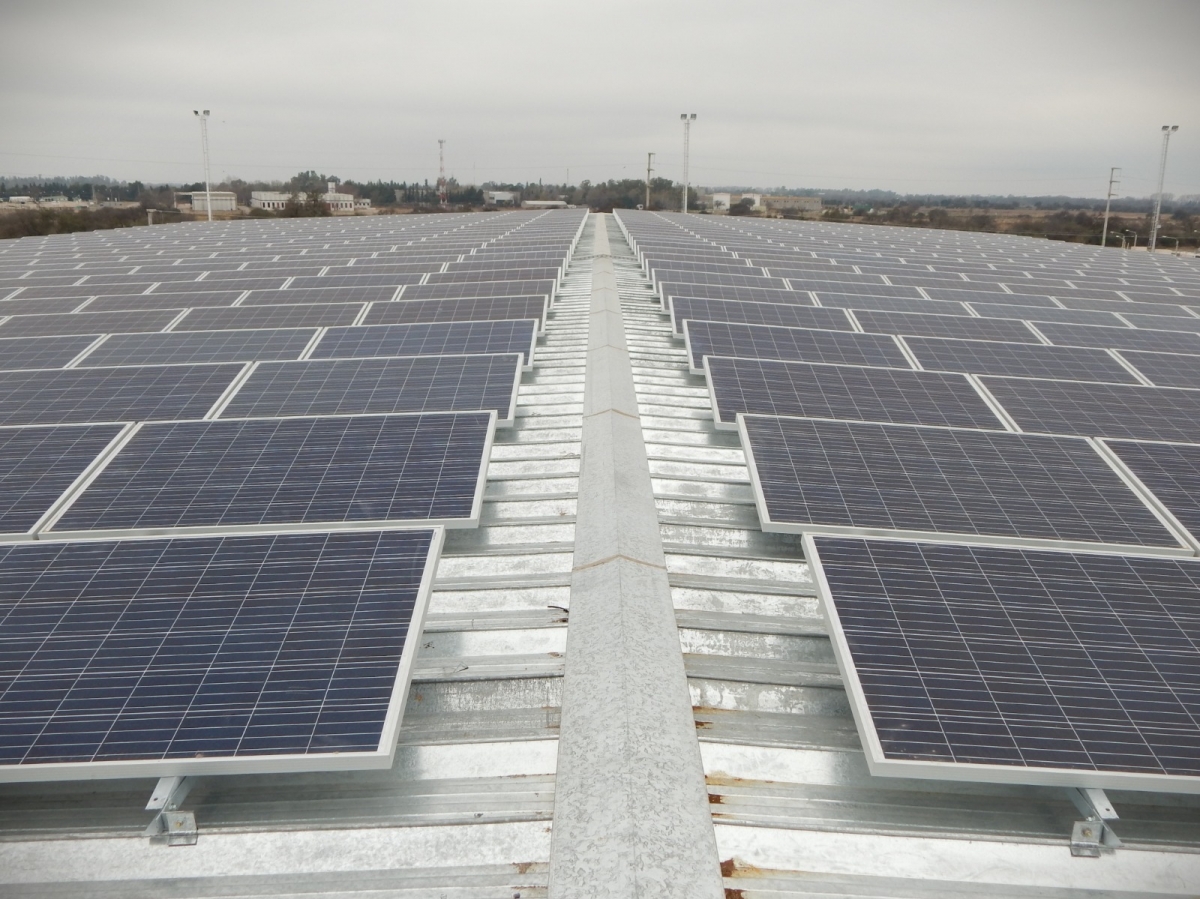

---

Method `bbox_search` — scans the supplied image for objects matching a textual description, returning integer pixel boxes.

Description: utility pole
[1148,125,1179,252]
[193,109,212,222]
[437,139,448,208]
[1101,167,1120,248]
[646,152,655,209]
[680,113,696,213]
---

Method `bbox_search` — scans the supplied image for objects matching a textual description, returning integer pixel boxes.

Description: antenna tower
[437,139,448,208]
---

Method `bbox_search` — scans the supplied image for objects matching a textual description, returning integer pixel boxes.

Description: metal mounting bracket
[1066,787,1121,857]
[144,776,198,846]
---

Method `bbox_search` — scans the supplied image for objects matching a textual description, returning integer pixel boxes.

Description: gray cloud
[1,0,1197,197]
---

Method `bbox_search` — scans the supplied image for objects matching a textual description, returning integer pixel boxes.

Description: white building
[250,191,292,211]
[250,183,370,212]
[179,191,238,213]
[485,190,518,206]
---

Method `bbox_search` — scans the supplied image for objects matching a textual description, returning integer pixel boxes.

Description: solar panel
[400,280,555,301]
[966,302,1124,328]
[922,288,1051,305]
[149,277,288,293]
[83,292,243,313]
[0,528,439,780]
[813,294,969,315]
[704,357,1003,430]
[789,281,921,298]
[221,354,522,424]
[684,321,908,373]
[807,536,1200,792]
[742,416,1181,551]
[852,310,1041,343]
[1119,313,1200,333]
[903,336,1140,383]
[313,320,537,367]
[1115,350,1200,389]
[981,377,1200,442]
[1034,322,1200,355]
[669,298,850,336]
[0,364,241,426]
[430,267,560,284]
[0,310,182,339]
[0,424,125,535]
[1101,439,1200,546]
[79,329,317,367]
[50,412,492,534]
[0,298,90,316]
[658,282,809,308]
[176,304,364,332]
[286,274,423,290]
[364,296,548,330]
[241,286,400,306]
[0,334,100,371]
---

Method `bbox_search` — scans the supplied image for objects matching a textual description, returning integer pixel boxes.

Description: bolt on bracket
[1066,786,1121,857]
[144,776,198,846]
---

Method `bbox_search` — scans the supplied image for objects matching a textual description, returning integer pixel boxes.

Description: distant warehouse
[177,191,238,213]
[251,182,370,212]
[708,192,820,215]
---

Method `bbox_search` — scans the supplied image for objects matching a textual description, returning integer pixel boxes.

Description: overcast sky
[2,0,1197,198]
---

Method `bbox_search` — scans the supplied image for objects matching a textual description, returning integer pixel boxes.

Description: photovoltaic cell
[83,292,243,313]
[313,320,537,366]
[1116,350,1200,389]
[401,280,554,301]
[659,283,808,307]
[1035,322,1200,355]
[812,294,969,315]
[742,417,1178,549]
[669,298,850,336]
[221,354,521,422]
[966,303,1124,328]
[685,321,908,372]
[0,364,241,427]
[705,357,1003,430]
[981,377,1200,442]
[0,424,124,533]
[0,529,437,778]
[53,413,491,532]
[241,286,400,306]
[79,329,318,367]
[809,536,1200,789]
[1103,439,1200,543]
[176,304,363,332]
[903,336,1139,383]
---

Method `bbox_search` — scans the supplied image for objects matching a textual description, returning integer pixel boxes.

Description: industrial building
[250,183,370,212]
[176,190,238,214]
[0,209,1199,898]
[709,192,822,214]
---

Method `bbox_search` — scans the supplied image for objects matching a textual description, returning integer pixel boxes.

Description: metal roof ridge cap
[548,214,724,899]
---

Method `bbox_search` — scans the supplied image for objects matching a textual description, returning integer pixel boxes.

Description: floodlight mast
[437,139,448,208]
[193,110,212,222]
[646,152,655,209]
[1148,125,1179,252]
[680,113,696,213]
[1101,167,1120,248]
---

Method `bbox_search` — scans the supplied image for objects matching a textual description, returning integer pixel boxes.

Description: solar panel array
[617,209,1200,795]
[0,208,586,780]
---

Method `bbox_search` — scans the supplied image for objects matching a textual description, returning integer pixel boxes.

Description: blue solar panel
[742,416,1180,550]
[684,321,909,373]
[364,297,547,330]
[669,298,850,336]
[853,310,1041,343]
[51,413,492,533]
[809,536,1200,792]
[220,354,522,423]
[177,304,364,331]
[1116,350,1200,389]
[0,310,182,339]
[903,336,1140,383]
[0,528,439,780]
[705,357,1003,430]
[0,335,100,371]
[1103,439,1200,546]
[1035,322,1200,355]
[79,329,317,367]
[312,320,537,367]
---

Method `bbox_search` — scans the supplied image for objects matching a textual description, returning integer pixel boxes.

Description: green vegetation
[0,206,150,239]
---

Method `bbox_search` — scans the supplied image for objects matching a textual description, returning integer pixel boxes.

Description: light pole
[680,113,696,213]
[1148,125,1179,252]
[1101,167,1120,248]
[646,152,655,209]
[193,109,212,222]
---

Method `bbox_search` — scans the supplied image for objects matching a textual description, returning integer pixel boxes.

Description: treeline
[0,206,150,239]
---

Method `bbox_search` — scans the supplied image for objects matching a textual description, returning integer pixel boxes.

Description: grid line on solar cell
[903,336,1140,383]
[981,377,1200,442]
[1116,350,1200,389]
[669,298,848,335]
[705,357,1004,430]
[51,413,492,533]
[0,424,125,534]
[809,536,1200,790]
[79,329,318,367]
[0,529,437,778]
[176,304,364,332]
[0,364,241,426]
[363,296,547,329]
[0,335,102,372]
[853,310,1041,343]
[312,320,536,366]
[742,416,1180,550]
[221,354,521,422]
[684,321,909,372]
